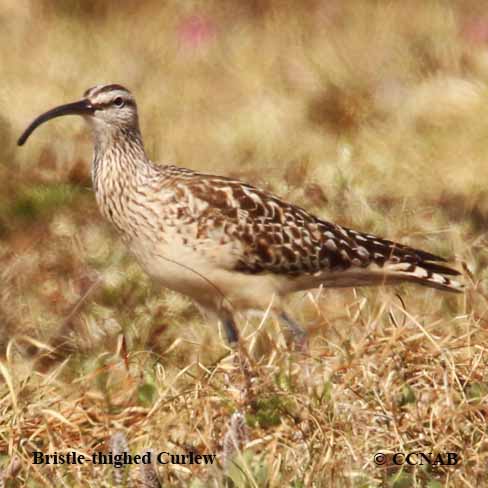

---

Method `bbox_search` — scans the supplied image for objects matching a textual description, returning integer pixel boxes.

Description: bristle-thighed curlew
[17,84,464,346]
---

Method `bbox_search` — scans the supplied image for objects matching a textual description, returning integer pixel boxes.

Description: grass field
[2,0,488,486]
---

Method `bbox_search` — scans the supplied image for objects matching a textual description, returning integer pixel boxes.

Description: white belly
[126,231,285,312]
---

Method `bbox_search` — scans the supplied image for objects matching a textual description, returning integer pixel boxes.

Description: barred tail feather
[315,261,464,293]
[384,261,464,293]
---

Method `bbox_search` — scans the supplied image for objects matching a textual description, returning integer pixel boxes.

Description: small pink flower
[462,17,488,45]
[177,14,216,49]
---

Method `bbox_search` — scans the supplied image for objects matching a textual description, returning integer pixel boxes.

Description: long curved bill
[17,99,94,146]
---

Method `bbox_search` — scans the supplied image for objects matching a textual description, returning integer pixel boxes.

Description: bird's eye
[113,97,125,108]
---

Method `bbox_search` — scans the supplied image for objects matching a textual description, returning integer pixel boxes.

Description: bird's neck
[91,126,154,190]
[90,126,162,234]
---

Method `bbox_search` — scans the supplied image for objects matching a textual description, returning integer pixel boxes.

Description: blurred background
[1,1,488,484]
[3,0,487,358]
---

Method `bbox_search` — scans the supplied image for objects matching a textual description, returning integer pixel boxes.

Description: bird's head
[18,84,140,146]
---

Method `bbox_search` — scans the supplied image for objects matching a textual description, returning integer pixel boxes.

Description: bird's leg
[278,312,308,352]
[219,311,255,391]
[220,311,240,346]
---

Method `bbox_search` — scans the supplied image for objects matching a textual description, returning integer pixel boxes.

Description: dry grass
[2,0,488,486]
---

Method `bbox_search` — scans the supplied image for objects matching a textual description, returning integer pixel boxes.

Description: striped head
[18,84,140,146]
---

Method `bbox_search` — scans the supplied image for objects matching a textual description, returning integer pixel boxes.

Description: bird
[17,84,464,347]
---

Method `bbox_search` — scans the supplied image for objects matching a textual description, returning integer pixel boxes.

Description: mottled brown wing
[178,171,459,279]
